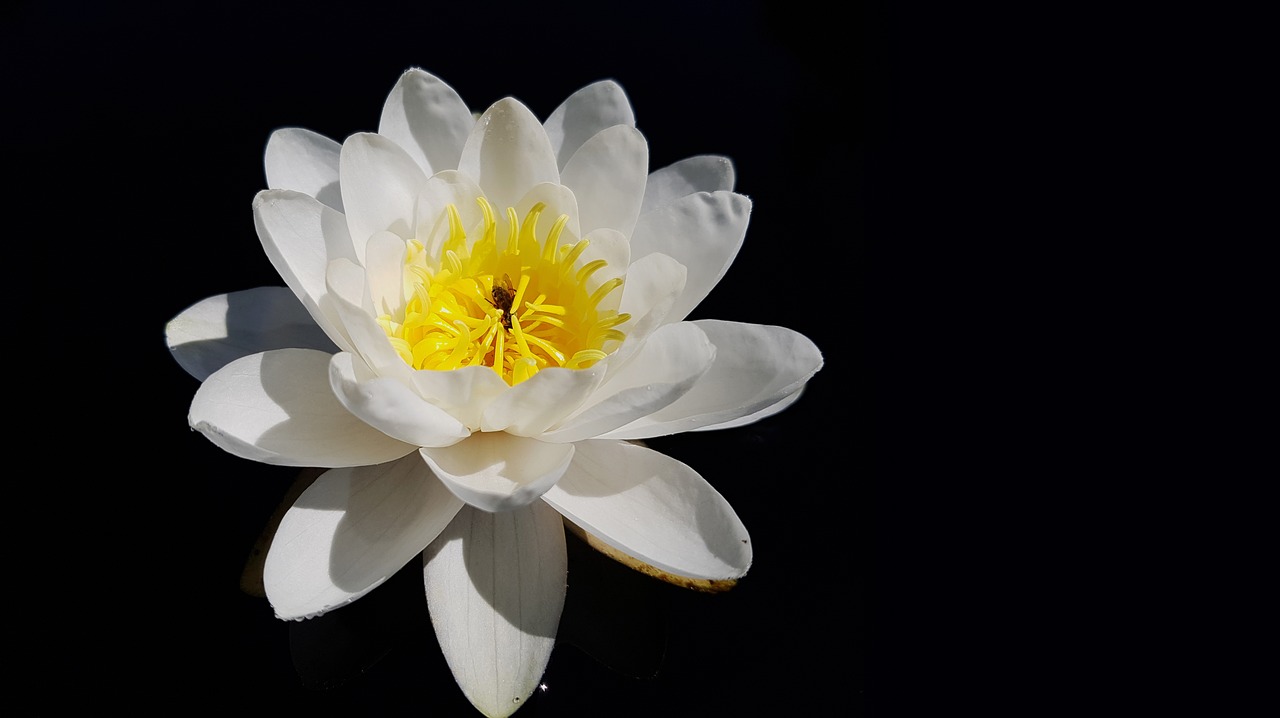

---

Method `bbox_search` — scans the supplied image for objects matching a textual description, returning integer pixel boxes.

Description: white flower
[166,68,823,717]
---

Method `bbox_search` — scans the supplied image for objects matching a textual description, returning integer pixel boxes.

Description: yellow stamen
[377,197,629,386]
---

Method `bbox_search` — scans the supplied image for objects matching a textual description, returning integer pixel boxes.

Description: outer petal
[340,132,427,248]
[166,287,336,382]
[264,128,343,211]
[253,189,359,351]
[458,98,559,212]
[629,191,751,324]
[480,365,605,436]
[419,433,574,512]
[541,322,715,443]
[559,125,648,238]
[694,385,806,432]
[264,455,464,620]
[329,352,470,448]
[189,348,416,467]
[600,320,823,440]
[378,68,474,176]
[423,502,567,718]
[641,155,736,214]
[543,80,635,170]
[541,440,751,580]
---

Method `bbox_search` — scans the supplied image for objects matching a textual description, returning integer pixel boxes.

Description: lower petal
[424,502,567,718]
[541,440,752,581]
[264,455,463,620]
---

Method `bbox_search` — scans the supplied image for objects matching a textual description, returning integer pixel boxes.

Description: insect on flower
[489,273,516,330]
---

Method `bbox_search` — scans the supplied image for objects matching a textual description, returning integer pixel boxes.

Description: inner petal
[377,197,631,386]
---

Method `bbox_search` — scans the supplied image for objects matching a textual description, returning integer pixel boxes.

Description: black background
[8,1,909,715]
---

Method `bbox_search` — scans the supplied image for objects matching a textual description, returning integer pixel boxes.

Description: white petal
[560,125,648,238]
[542,323,715,443]
[423,502,566,718]
[601,320,823,439]
[410,366,510,431]
[543,80,635,170]
[578,227,630,289]
[419,433,574,512]
[189,348,415,467]
[542,440,751,580]
[694,385,806,432]
[513,182,581,242]
[264,128,343,211]
[340,132,427,250]
[327,258,415,383]
[329,352,470,448]
[253,189,359,351]
[458,98,559,212]
[363,230,407,317]
[378,68,473,176]
[641,155,736,214]
[480,366,605,436]
[615,252,687,350]
[166,287,336,381]
[629,191,751,323]
[264,455,463,620]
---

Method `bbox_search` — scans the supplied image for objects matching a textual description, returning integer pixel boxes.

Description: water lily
[166,68,823,716]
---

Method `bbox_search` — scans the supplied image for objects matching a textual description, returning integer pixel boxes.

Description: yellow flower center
[377,197,629,386]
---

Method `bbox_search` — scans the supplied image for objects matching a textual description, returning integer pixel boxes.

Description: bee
[489,274,515,330]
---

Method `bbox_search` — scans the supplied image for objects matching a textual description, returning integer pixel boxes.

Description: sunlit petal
[480,366,605,436]
[614,252,687,349]
[424,502,567,717]
[542,440,751,580]
[252,189,359,349]
[264,127,343,211]
[340,132,427,249]
[458,98,559,212]
[166,287,337,381]
[189,348,416,466]
[641,155,736,213]
[265,455,463,620]
[378,68,473,176]
[543,79,635,170]
[629,191,751,323]
[693,385,806,432]
[601,320,823,439]
[560,125,648,238]
[410,366,510,431]
[326,258,415,383]
[420,433,574,512]
[543,323,714,443]
[330,352,470,448]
